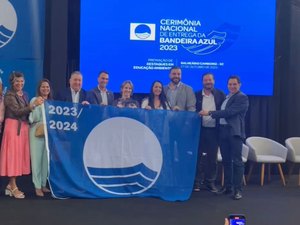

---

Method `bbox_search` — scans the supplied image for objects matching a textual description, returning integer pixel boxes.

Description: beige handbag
[35,123,45,137]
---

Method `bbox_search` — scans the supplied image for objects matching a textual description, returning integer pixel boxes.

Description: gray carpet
[0,175,299,225]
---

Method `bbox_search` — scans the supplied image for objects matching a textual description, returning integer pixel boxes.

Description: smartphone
[228,214,246,225]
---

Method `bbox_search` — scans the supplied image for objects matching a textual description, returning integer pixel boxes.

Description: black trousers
[195,127,218,184]
[219,125,244,192]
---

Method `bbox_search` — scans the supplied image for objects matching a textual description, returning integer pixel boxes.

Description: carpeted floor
[0,175,299,225]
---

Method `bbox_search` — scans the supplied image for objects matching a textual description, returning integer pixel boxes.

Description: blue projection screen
[80,0,276,95]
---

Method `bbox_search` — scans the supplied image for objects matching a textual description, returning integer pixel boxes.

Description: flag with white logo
[0,0,45,97]
[44,101,200,201]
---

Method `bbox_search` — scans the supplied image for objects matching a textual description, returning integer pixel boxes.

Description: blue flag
[44,101,201,201]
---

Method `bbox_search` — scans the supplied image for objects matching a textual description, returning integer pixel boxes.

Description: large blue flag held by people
[44,101,201,201]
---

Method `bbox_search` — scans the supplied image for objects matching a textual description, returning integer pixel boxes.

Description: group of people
[195,72,249,200]
[0,72,49,198]
[0,66,249,200]
[54,68,195,111]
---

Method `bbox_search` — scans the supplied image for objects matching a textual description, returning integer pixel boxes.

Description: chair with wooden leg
[285,137,300,186]
[246,136,288,186]
[218,144,249,186]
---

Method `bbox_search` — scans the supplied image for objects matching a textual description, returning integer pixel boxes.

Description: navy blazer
[87,87,114,105]
[210,91,249,138]
[55,88,88,103]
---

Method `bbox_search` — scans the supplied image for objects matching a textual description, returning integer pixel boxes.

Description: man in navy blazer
[194,73,225,193]
[200,75,249,200]
[55,71,89,104]
[87,71,114,106]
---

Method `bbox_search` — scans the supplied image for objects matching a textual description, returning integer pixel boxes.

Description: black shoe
[216,187,233,195]
[206,183,218,193]
[233,191,242,200]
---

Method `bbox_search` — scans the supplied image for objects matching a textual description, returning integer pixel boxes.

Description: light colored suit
[164,82,196,111]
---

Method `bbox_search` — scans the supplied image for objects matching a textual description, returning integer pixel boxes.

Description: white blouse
[141,98,170,110]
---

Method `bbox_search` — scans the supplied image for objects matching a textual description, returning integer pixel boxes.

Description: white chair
[217,144,249,186]
[246,136,288,186]
[285,137,300,186]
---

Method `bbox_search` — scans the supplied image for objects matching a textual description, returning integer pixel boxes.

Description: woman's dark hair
[9,71,24,89]
[148,80,170,109]
[36,78,53,100]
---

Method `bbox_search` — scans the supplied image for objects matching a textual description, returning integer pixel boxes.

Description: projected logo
[180,23,241,55]
[83,117,163,195]
[0,0,17,48]
[130,23,156,41]
[182,31,226,55]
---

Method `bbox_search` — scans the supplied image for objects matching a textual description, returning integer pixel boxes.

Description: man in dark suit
[55,71,89,104]
[194,73,225,192]
[87,71,114,106]
[200,75,249,200]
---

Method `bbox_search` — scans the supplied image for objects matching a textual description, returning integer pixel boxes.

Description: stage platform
[0,175,299,225]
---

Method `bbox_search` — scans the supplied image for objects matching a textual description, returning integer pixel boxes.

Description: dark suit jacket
[210,91,249,138]
[195,88,226,112]
[55,88,87,103]
[87,87,114,105]
[196,88,226,127]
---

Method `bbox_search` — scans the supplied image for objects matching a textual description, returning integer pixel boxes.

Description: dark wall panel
[44,0,69,94]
